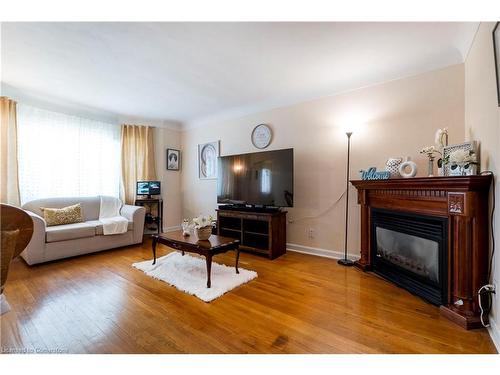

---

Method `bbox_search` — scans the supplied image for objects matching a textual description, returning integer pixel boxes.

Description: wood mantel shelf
[351,175,492,330]
[351,175,492,191]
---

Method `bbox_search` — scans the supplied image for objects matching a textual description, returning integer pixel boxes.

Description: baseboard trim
[286,243,359,261]
[164,225,181,233]
[488,317,500,353]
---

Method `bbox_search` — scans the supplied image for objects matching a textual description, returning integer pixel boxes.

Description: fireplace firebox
[371,208,447,306]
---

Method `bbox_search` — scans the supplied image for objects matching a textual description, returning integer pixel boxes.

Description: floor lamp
[338,131,354,266]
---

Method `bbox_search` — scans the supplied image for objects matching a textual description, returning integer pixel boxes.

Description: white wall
[155,127,182,231]
[464,22,500,348]
[180,64,465,257]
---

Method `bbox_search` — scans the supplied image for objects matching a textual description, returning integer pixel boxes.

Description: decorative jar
[196,226,212,240]
[385,158,403,178]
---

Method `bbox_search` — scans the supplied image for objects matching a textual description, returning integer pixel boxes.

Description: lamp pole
[338,131,354,266]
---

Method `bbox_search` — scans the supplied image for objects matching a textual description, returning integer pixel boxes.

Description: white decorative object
[198,141,220,179]
[385,158,403,178]
[442,141,478,176]
[181,219,190,236]
[399,157,418,178]
[251,124,272,149]
[435,128,449,149]
[433,127,448,177]
[132,252,258,302]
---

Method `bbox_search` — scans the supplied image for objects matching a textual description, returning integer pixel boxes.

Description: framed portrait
[442,141,478,176]
[198,141,220,179]
[494,22,500,106]
[166,148,180,171]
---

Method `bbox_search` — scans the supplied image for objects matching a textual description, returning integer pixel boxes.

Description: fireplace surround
[351,176,492,330]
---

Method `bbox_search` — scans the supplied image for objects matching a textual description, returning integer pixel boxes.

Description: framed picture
[166,148,180,171]
[198,141,220,179]
[494,22,500,106]
[443,141,478,176]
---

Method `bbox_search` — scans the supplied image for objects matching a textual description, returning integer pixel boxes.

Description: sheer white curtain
[17,104,121,204]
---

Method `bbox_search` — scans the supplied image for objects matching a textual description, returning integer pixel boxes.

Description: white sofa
[21,196,146,265]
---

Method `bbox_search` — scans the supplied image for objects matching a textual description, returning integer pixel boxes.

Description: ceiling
[1,22,478,127]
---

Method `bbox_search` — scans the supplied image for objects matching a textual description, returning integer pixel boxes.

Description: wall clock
[251,124,272,149]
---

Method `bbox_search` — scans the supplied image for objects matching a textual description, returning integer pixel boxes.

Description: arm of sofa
[120,204,146,243]
[20,211,47,265]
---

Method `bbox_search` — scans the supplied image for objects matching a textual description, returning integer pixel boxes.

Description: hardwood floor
[1,238,497,354]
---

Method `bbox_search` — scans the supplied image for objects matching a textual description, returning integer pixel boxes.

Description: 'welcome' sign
[359,167,390,180]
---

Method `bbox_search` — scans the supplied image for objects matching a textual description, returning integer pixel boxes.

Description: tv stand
[216,208,287,259]
[135,197,163,235]
[218,204,281,214]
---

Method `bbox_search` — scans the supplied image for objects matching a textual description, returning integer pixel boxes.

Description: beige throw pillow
[41,203,84,226]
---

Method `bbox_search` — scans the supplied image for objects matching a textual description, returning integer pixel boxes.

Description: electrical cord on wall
[287,188,347,223]
[479,284,495,327]
[478,171,496,327]
[480,171,496,282]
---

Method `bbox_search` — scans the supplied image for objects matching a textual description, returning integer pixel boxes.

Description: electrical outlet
[308,228,314,239]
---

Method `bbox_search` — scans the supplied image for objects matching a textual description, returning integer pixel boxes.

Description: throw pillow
[41,203,84,226]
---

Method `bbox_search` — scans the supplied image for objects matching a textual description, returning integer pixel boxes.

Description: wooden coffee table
[151,230,240,288]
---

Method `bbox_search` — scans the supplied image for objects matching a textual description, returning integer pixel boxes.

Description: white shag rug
[132,252,257,302]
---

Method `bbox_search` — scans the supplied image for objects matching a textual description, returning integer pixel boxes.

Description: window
[17,104,121,204]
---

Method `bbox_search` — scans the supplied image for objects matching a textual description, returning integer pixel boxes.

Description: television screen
[217,148,293,207]
[136,181,161,196]
[149,181,161,195]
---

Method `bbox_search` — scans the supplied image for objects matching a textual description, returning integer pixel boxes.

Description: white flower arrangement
[191,215,215,229]
[419,145,441,158]
[446,149,477,166]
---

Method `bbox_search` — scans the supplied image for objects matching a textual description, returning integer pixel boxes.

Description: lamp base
[337,258,355,267]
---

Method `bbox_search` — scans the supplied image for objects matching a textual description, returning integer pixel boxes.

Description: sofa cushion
[45,222,96,243]
[41,203,84,226]
[86,220,133,236]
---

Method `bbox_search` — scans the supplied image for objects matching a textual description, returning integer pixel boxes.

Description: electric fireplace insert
[371,208,448,306]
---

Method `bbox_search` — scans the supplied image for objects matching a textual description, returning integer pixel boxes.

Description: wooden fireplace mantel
[351,175,492,329]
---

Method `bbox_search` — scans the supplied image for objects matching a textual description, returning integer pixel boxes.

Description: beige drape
[120,124,157,204]
[0,97,21,206]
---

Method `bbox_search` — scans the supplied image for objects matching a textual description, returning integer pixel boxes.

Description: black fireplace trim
[370,208,448,306]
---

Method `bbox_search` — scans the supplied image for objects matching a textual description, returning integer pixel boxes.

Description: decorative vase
[385,158,403,178]
[427,155,435,177]
[196,226,212,240]
[399,157,418,178]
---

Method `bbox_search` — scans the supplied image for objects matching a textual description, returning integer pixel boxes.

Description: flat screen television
[136,181,161,197]
[217,148,293,207]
